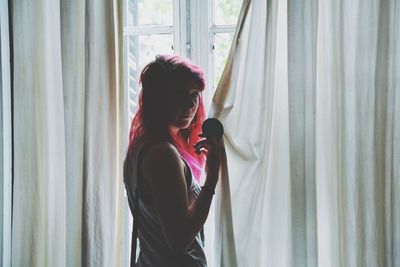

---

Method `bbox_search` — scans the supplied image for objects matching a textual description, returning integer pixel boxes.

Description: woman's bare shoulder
[141,141,185,182]
[142,141,180,164]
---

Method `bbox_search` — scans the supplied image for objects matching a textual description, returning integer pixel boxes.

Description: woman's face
[169,87,201,130]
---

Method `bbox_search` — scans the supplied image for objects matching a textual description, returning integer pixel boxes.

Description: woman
[123,55,223,267]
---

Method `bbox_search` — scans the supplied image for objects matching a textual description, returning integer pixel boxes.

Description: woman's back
[124,137,207,267]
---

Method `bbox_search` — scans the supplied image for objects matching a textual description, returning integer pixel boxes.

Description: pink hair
[128,55,206,181]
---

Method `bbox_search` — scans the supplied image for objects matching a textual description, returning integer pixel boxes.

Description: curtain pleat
[210,0,288,266]
[12,1,66,266]
[287,0,318,265]
[60,0,86,265]
[81,0,119,266]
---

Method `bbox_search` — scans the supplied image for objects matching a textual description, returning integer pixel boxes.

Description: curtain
[0,0,12,265]
[211,0,400,266]
[11,0,125,266]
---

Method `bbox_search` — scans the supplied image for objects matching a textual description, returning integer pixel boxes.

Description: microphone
[201,118,224,139]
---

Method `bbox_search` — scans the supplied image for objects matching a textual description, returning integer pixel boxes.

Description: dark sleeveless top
[124,137,207,267]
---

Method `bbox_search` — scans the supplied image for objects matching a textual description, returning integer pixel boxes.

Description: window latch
[185,43,191,53]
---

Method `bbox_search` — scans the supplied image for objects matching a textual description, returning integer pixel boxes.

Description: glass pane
[213,32,234,89]
[126,34,174,116]
[137,34,174,70]
[214,0,242,25]
[127,0,173,26]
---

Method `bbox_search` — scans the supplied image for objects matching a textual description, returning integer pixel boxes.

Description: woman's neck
[169,126,180,137]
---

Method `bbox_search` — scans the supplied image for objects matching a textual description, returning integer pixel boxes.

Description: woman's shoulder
[140,140,186,173]
[142,141,180,164]
[129,136,186,174]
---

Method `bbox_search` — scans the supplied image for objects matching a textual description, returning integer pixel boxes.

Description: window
[122,0,241,265]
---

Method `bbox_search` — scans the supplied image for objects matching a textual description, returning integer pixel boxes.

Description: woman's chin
[175,118,192,129]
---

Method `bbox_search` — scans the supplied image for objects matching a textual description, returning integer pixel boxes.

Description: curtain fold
[287,0,318,266]
[212,0,400,266]
[0,0,12,265]
[60,0,85,265]
[210,0,291,266]
[12,1,67,265]
[11,0,125,266]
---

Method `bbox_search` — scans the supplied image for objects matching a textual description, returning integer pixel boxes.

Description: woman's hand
[194,134,224,184]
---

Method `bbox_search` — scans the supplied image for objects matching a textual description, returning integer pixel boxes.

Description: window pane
[214,0,242,25]
[213,32,234,89]
[127,0,173,27]
[126,34,174,118]
[137,34,174,69]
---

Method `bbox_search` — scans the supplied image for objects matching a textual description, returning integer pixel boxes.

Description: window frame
[190,0,238,111]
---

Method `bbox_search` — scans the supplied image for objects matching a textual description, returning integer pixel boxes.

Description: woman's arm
[141,141,220,253]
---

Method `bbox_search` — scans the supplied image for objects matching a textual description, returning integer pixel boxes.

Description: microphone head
[202,118,224,139]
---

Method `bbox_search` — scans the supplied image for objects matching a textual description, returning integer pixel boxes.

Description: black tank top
[123,138,207,267]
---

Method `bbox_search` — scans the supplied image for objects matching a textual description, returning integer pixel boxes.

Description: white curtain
[1,0,12,265]
[11,0,125,266]
[211,0,400,266]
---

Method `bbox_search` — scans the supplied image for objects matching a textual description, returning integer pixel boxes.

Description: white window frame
[0,0,12,266]
[190,0,238,112]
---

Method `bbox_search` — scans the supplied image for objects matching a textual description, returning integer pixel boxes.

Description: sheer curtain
[211,0,400,266]
[11,0,125,266]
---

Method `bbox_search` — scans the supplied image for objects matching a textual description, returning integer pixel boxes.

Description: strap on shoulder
[130,140,159,267]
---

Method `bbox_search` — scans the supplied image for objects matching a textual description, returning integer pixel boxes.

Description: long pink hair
[128,55,206,181]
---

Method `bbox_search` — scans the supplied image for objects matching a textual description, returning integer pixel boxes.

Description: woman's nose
[185,97,195,109]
